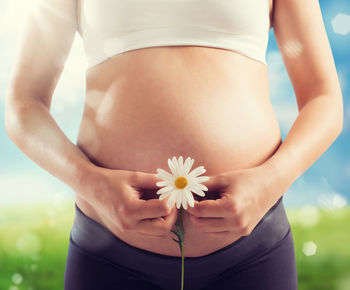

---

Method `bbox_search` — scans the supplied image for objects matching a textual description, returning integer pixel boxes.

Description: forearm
[5,98,97,196]
[261,93,343,199]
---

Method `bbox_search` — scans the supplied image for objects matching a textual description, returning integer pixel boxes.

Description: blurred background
[0,0,349,289]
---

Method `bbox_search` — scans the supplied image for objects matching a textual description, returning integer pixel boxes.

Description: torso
[74,1,278,258]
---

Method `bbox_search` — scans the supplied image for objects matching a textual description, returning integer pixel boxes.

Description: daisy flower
[155,156,209,290]
[155,156,210,210]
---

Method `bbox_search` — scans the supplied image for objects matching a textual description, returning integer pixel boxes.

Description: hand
[186,165,281,238]
[81,166,178,238]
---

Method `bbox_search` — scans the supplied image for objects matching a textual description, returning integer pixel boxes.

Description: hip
[67,196,293,289]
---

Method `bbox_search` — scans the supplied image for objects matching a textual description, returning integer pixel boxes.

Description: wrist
[258,155,296,201]
[73,160,101,197]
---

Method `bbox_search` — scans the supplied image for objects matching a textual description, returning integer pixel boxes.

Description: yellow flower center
[174,176,188,189]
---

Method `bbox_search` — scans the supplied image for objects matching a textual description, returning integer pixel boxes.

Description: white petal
[180,190,186,210]
[188,185,206,197]
[183,157,193,175]
[186,175,196,185]
[176,190,182,209]
[194,190,206,197]
[172,156,180,176]
[168,158,178,176]
[156,181,169,187]
[189,166,206,178]
[156,168,174,180]
[190,183,208,191]
[185,189,195,207]
[190,158,194,171]
[159,190,173,200]
[168,192,176,207]
[193,176,210,183]
[178,156,184,175]
[167,197,173,207]
[156,185,175,195]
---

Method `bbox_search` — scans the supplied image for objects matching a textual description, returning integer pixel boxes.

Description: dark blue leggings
[64,196,298,290]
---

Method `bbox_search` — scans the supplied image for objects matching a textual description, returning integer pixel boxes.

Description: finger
[205,231,244,240]
[134,218,169,237]
[129,170,163,190]
[128,196,174,220]
[136,206,178,237]
[186,196,229,218]
[189,216,229,232]
[200,173,227,192]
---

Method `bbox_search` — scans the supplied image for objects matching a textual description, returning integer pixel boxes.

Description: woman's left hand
[186,165,282,237]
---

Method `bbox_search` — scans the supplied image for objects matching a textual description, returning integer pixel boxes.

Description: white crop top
[30,0,271,70]
[77,0,272,70]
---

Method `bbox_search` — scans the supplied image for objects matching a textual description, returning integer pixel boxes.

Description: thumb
[163,204,178,227]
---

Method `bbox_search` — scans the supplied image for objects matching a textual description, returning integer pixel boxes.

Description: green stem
[180,208,184,290]
[171,207,185,290]
[181,243,184,290]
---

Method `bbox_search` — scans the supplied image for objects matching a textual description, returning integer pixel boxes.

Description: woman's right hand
[80,166,179,238]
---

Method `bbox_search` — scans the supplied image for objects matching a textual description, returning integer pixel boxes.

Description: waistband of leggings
[70,195,287,276]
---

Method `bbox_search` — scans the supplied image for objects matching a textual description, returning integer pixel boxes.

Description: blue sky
[0,0,349,209]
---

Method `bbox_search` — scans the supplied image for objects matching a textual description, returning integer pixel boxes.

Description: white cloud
[338,69,347,92]
[345,163,350,177]
[343,104,350,132]
[266,50,299,135]
[267,50,290,98]
[283,174,347,209]
[266,50,297,97]
[318,192,347,210]
[272,101,298,134]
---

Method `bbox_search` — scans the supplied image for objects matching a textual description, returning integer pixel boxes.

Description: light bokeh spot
[331,13,350,35]
[16,231,42,256]
[11,273,23,285]
[297,206,320,228]
[336,274,350,290]
[302,241,318,256]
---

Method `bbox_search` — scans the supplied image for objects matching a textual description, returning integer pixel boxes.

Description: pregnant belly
[75,93,282,257]
[74,52,282,257]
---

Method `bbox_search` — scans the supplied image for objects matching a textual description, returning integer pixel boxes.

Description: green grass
[286,207,350,290]
[1,202,350,290]
[0,202,75,290]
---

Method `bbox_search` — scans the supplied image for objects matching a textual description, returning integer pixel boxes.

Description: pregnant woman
[5,0,343,289]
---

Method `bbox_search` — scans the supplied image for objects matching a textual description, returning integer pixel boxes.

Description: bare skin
[5,0,343,258]
[75,44,283,256]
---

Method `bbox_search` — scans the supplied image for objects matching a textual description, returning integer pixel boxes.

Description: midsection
[74,46,282,257]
